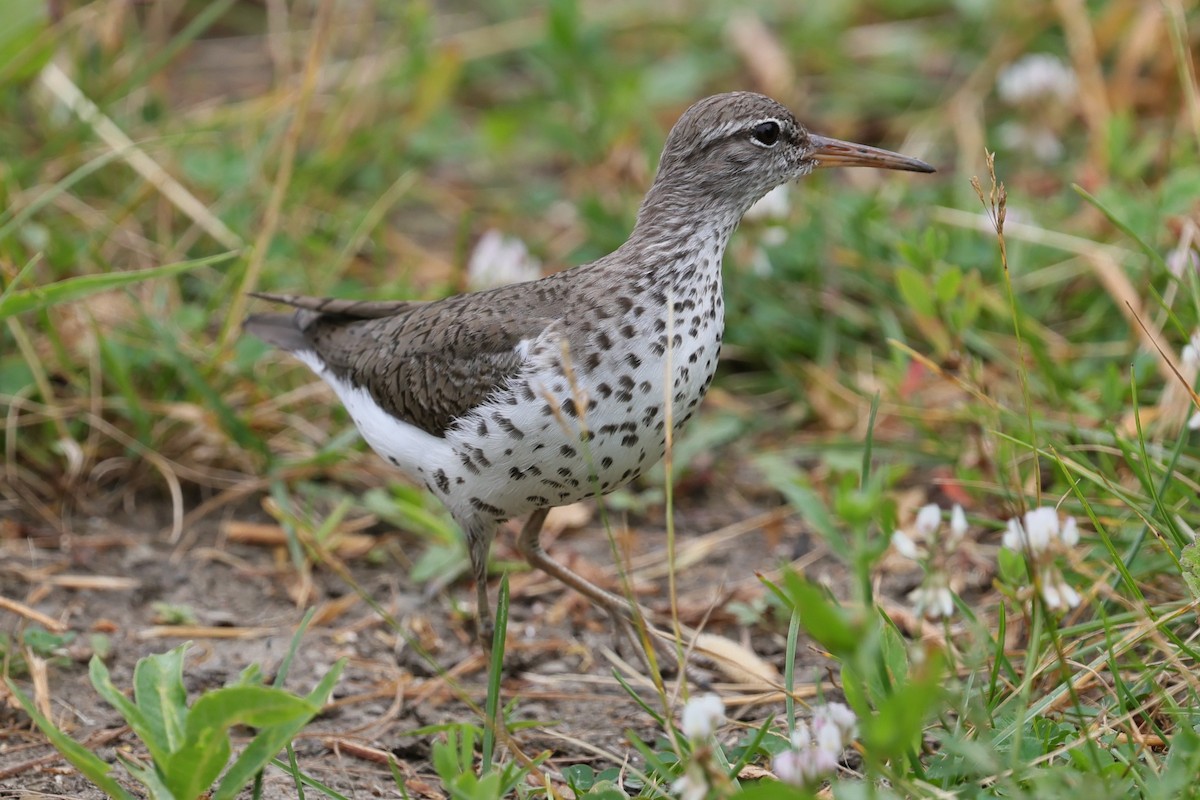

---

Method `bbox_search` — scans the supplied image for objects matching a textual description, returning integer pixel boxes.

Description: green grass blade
[5,678,138,800]
[481,574,510,774]
[1073,184,1169,273]
[0,251,238,320]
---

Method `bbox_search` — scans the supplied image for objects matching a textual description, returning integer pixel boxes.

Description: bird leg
[469,527,496,647]
[516,510,698,676]
[516,507,636,619]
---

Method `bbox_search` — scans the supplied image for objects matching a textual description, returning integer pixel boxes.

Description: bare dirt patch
[0,471,858,798]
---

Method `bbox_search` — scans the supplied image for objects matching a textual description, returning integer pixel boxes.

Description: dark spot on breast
[625,353,642,370]
[509,466,526,481]
[434,469,450,493]
[472,447,492,468]
[562,398,578,418]
[560,444,577,458]
[622,434,639,447]
[601,456,613,469]
[498,418,525,439]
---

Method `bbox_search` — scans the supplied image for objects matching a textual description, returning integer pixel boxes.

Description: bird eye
[750,121,781,147]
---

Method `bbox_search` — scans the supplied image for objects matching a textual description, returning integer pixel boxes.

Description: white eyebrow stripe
[701,116,787,148]
[699,119,746,146]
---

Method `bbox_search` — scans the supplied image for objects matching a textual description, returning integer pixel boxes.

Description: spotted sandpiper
[245,92,934,641]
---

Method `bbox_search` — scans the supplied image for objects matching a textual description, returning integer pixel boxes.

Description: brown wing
[248,283,569,437]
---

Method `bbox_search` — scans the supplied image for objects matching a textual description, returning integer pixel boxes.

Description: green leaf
[0,0,51,84]
[211,660,345,800]
[5,678,138,800]
[165,686,318,799]
[563,764,596,793]
[777,570,862,659]
[117,752,180,800]
[933,266,962,306]
[755,455,844,556]
[1181,541,1200,600]
[132,643,191,761]
[0,251,237,319]
[89,656,166,766]
[861,649,944,762]
[1150,725,1200,798]
[895,265,935,317]
[729,780,819,800]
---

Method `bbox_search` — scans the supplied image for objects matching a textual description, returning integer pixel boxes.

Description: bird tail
[243,312,311,353]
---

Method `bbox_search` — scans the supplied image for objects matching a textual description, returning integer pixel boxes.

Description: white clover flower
[949,504,968,543]
[891,529,921,561]
[1189,410,1200,431]
[908,584,955,619]
[997,54,1078,105]
[892,503,972,620]
[812,702,858,743]
[466,229,541,291]
[996,54,1077,162]
[1004,507,1083,611]
[1183,330,1200,368]
[745,184,790,222]
[680,693,725,740]
[914,503,942,538]
[1057,582,1081,609]
[1060,516,1079,547]
[998,121,1065,162]
[672,762,707,800]
[1004,507,1076,556]
[1039,576,1063,610]
[775,704,857,787]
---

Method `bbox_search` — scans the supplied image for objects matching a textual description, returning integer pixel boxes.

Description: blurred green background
[5,0,1195,527]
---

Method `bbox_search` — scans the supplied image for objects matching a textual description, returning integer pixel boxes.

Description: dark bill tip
[808,133,935,174]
